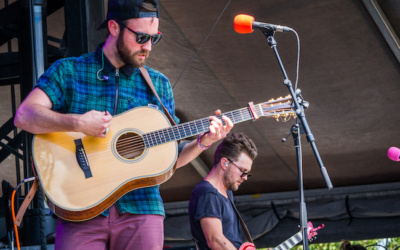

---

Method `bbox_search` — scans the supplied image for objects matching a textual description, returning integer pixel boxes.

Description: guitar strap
[192,195,253,250]
[227,193,254,244]
[14,159,39,226]
[139,67,177,126]
[14,178,38,226]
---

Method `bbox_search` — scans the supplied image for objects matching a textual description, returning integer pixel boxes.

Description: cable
[172,0,232,89]
[11,189,20,250]
[291,29,301,91]
[11,177,37,250]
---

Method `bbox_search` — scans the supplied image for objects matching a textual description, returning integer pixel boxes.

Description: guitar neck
[142,97,293,148]
[143,104,263,148]
[273,231,302,250]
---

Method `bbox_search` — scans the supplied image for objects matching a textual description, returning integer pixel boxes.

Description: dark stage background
[0,0,399,249]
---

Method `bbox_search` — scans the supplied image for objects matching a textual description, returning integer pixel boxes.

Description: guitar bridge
[74,139,93,178]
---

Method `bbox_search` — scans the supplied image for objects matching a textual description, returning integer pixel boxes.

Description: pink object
[239,242,256,250]
[387,147,400,162]
[54,205,164,249]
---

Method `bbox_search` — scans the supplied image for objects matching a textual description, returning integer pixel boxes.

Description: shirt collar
[95,43,136,77]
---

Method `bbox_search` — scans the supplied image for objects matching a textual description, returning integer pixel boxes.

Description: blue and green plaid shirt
[35,44,179,217]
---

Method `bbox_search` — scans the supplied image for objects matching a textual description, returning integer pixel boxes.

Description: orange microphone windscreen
[233,14,255,34]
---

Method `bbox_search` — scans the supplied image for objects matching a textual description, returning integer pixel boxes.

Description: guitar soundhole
[115,132,145,160]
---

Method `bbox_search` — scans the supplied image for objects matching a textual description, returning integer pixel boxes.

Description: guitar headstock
[306,222,325,242]
[260,95,295,122]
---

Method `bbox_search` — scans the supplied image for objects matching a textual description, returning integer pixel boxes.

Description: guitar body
[32,106,178,221]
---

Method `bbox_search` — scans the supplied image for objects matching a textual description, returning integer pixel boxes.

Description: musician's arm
[14,88,112,137]
[176,111,233,169]
[200,217,237,250]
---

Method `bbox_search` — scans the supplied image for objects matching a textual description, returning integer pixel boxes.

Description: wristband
[197,133,212,150]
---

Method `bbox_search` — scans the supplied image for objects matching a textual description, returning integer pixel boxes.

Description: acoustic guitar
[32,96,294,221]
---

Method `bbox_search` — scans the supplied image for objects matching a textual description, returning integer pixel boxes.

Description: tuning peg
[282,132,291,142]
[302,101,310,109]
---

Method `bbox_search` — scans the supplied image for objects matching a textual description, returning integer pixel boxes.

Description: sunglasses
[118,22,163,45]
[227,158,252,178]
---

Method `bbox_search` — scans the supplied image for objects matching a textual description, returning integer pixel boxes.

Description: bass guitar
[32,96,294,221]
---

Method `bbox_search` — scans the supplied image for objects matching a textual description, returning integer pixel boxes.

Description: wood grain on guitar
[32,96,294,221]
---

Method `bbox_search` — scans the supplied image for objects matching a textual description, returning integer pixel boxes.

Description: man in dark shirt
[189,132,258,249]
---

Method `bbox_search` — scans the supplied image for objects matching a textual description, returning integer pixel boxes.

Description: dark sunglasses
[227,158,252,178]
[118,22,163,45]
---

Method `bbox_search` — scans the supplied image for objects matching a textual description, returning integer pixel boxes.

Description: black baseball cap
[97,0,159,30]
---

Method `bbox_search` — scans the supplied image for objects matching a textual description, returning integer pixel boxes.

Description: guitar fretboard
[273,231,302,250]
[142,98,293,148]
[142,105,263,148]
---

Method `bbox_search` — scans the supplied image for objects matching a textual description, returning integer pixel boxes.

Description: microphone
[387,147,400,162]
[233,14,293,34]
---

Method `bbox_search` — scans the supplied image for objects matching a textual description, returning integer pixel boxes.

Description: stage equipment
[234,14,333,250]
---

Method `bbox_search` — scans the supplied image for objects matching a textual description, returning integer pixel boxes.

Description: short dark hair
[213,132,258,167]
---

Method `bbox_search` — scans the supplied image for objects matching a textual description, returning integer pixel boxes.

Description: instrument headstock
[306,221,325,242]
[260,95,296,122]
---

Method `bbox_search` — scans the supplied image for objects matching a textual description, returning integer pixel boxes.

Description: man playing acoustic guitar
[14,0,232,249]
[189,132,257,249]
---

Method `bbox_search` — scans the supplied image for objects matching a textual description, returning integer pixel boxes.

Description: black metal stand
[291,122,309,249]
[262,29,333,250]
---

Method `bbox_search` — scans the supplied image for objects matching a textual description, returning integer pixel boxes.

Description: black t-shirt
[188,180,242,249]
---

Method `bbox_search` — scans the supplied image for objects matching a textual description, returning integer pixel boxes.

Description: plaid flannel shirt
[35,44,179,217]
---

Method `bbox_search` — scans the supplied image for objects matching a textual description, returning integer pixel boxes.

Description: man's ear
[108,20,120,36]
[221,158,229,170]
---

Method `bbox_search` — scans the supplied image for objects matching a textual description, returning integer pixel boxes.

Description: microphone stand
[262,29,333,250]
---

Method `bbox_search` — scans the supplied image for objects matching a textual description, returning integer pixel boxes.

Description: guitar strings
[110,106,260,156]
[88,103,294,159]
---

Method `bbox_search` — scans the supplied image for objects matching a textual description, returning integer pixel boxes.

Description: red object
[239,242,256,250]
[234,14,255,34]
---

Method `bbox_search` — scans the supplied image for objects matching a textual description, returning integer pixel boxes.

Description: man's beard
[224,172,239,191]
[117,35,149,68]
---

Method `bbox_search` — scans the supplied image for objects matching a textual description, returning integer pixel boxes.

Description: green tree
[257,237,400,250]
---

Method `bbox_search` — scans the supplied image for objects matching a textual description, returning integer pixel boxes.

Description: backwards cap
[97,0,159,30]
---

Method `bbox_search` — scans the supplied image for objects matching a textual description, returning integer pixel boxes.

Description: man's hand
[14,88,113,137]
[200,109,233,146]
[175,109,234,168]
[77,110,112,138]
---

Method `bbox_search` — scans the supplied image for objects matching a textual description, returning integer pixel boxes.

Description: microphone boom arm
[263,29,333,189]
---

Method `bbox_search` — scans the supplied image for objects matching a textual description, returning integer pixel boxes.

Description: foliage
[257,237,400,250]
